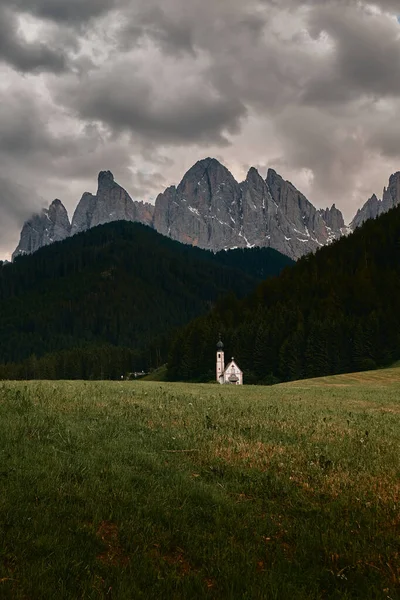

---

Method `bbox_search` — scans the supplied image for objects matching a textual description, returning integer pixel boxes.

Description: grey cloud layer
[304,4,400,103]
[0,6,67,72]
[3,0,123,23]
[1,0,400,257]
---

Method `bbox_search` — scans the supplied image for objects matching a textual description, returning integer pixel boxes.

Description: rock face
[350,194,381,230]
[14,160,359,261]
[265,168,341,258]
[153,158,243,249]
[350,172,400,230]
[13,171,154,260]
[71,171,154,236]
[12,199,71,260]
[70,192,97,236]
[318,204,345,231]
[382,171,400,213]
[153,158,345,259]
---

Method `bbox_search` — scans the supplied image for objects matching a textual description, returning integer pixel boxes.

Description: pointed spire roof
[216,335,224,351]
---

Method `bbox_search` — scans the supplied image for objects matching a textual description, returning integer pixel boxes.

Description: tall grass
[0,375,399,599]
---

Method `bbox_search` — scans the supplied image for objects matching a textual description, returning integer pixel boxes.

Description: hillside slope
[168,205,400,383]
[0,221,292,379]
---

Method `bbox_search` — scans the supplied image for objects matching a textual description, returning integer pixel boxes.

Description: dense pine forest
[168,206,400,383]
[0,221,292,380]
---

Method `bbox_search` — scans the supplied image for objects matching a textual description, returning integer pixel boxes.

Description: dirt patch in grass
[374,406,400,414]
[151,545,196,578]
[349,400,400,412]
[162,549,193,576]
[360,476,400,504]
[210,438,286,470]
[96,522,130,568]
[314,471,400,507]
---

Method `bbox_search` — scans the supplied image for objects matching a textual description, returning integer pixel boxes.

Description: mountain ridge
[350,172,400,229]
[12,158,400,261]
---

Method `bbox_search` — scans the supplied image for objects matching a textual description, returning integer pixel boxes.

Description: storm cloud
[0,5,67,72]
[1,0,400,258]
[3,0,124,24]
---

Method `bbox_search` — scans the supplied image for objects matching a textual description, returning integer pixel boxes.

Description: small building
[216,338,243,385]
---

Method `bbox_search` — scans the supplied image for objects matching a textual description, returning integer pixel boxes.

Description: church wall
[223,360,243,385]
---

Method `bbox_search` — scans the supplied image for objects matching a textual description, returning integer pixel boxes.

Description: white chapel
[216,338,243,385]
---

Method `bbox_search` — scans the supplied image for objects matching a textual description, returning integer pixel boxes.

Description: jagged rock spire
[350,172,400,230]
[13,159,353,261]
[12,198,71,260]
[71,171,154,236]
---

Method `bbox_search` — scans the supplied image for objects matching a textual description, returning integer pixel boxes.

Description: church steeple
[216,335,225,383]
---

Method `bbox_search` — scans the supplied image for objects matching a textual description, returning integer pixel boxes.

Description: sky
[1,0,400,259]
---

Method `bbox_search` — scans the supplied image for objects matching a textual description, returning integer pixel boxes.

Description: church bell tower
[216,336,225,383]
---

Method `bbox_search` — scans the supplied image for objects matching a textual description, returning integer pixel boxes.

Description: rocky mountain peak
[350,172,400,230]
[48,197,69,218]
[12,199,71,260]
[98,170,115,186]
[385,171,400,204]
[245,167,263,185]
[70,192,97,236]
[71,172,154,237]
[350,194,381,230]
[153,158,242,249]
[12,157,369,262]
[265,167,281,188]
[194,157,224,171]
[319,204,345,231]
[178,158,236,198]
[152,159,346,258]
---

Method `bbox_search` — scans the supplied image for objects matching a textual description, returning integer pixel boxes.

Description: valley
[1,2,400,598]
[0,222,292,380]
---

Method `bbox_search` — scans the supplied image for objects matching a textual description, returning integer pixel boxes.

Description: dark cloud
[117,1,268,56]
[58,59,246,145]
[118,6,196,55]
[1,0,400,256]
[304,4,400,104]
[0,6,67,72]
[274,104,369,205]
[365,100,400,159]
[5,0,122,24]
[0,88,59,157]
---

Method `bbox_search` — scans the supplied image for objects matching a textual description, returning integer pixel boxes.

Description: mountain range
[3,189,400,383]
[12,158,400,261]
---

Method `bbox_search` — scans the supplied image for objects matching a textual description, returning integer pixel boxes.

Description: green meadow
[0,372,399,599]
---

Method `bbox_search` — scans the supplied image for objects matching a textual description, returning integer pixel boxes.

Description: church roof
[224,359,243,375]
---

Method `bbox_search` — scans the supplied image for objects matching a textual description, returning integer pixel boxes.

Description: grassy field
[0,372,399,599]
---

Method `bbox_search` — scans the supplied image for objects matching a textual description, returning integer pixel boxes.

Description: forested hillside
[168,206,400,383]
[0,221,292,379]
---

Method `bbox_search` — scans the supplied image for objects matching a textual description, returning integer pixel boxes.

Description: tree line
[167,206,400,383]
[0,221,291,380]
